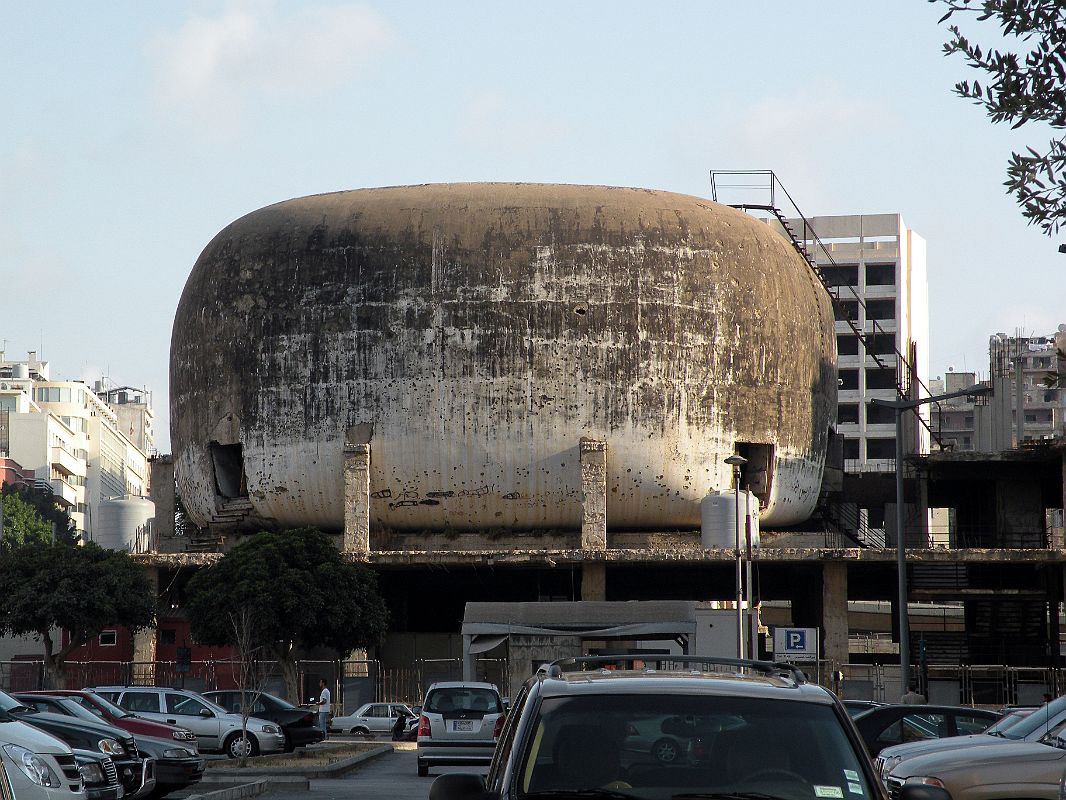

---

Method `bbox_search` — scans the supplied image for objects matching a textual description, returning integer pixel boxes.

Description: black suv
[430,656,950,800]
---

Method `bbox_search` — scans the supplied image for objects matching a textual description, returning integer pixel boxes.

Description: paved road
[207,743,487,800]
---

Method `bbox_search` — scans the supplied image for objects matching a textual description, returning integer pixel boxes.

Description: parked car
[875,697,1066,780]
[0,691,150,800]
[852,702,1000,756]
[89,687,284,758]
[843,699,887,718]
[426,656,937,800]
[15,695,203,799]
[20,691,198,748]
[0,711,85,800]
[417,682,505,777]
[200,690,323,751]
[330,702,418,737]
[885,717,1066,799]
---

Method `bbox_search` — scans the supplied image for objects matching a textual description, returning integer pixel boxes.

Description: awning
[468,634,509,654]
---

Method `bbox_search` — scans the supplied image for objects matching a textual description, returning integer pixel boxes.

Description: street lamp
[869,382,992,696]
[724,454,748,659]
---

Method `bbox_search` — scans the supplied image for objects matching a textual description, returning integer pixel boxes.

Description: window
[864,299,895,321]
[875,713,949,747]
[867,333,896,356]
[955,713,994,735]
[867,438,896,459]
[1025,413,1037,423]
[836,335,859,356]
[866,403,895,425]
[122,692,161,713]
[866,368,897,390]
[160,629,176,645]
[839,370,859,391]
[99,631,117,646]
[843,439,860,460]
[865,262,896,286]
[821,264,859,287]
[166,693,211,716]
[834,301,859,322]
[838,404,859,424]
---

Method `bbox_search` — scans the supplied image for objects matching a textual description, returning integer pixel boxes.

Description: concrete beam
[343,444,371,553]
[133,568,159,684]
[580,438,608,549]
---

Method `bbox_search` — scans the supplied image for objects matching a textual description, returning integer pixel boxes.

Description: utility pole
[870,382,992,695]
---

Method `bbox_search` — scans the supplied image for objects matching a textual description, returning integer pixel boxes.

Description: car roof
[532,667,836,704]
[426,682,499,691]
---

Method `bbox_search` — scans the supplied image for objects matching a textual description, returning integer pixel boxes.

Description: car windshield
[517,694,873,800]
[81,693,134,719]
[997,697,1066,740]
[0,690,35,715]
[985,709,1034,736]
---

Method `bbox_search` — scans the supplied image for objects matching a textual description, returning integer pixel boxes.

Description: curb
[183,779,271,800]
[201,744,394,780]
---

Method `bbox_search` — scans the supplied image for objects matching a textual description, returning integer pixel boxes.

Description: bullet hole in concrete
[573,305,588,316]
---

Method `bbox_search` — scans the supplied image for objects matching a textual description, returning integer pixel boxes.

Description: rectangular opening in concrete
[209,442,248,499]
[736,442,774,509]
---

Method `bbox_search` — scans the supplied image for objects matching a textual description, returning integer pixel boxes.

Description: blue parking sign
[773,627,818,662]
[785,630,806,651]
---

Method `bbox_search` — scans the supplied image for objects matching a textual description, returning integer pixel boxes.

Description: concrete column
[822,562,849,669]
[132,568,159,685]
[148,456,175,548]
[462,635,474,682]
[580,437,608,549]
[581,563,606,601]
[343,444,371,553]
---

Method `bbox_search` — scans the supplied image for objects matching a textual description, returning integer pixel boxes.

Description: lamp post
[724,454,748,659]
[870,382,992,695]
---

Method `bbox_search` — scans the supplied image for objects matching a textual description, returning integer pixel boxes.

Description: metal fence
[833,662,1065,707]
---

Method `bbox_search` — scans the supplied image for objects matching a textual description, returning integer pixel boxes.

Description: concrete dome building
[170,183,836,537]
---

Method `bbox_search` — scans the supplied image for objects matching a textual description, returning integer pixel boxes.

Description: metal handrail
[709,170,943,449]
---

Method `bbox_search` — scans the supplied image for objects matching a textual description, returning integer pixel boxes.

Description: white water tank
[700,490,760,550]
[11,364,28,379]
[94,496,155,552]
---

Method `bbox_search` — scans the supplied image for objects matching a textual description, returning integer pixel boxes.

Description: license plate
[452,720,474,732]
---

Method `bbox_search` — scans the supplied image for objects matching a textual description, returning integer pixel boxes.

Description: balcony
[50,478,79,507]
[50,446,86,477]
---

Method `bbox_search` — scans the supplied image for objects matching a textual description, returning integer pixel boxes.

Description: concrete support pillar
[581,563,606,601]
[580,437,607,549]
[343,444,371,553]
[132,568,159,685]
[462,635,474,682]
[822,562,849,669]
[148,456,175,547]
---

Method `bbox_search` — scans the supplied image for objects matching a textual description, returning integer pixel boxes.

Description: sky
[2,1,1064,453]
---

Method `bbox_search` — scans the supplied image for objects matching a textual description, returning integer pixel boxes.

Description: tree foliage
[932,0,1066,234]
[0,484,78,546]
[0,540,156,687]
[184,528,389,700]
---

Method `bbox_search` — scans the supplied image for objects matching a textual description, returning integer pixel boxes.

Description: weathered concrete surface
[343,444,371,553]
[580,437,608,548]
[171,183,837,534]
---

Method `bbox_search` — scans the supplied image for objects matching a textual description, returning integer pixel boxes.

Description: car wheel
[352,726,371,737]
[417,761,429,777]
[652,737,681,764]
[224,732,260,759]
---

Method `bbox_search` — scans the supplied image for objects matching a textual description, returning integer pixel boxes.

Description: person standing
[317,679,331,740]
[901,683,926,704]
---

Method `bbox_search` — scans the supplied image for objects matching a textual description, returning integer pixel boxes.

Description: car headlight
[905,777,947,788]
[172,730,195,741]
[98,738,122,756]
[162,748,195,759]
[881,755,902,777]
[78,763,104,784]
[260,724,280,734]
[3,745,61,788]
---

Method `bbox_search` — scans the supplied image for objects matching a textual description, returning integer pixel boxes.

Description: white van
[0,715,85,800]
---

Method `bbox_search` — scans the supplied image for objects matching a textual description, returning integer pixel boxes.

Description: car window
[876,713,949,746]
[956,713,995,735]
[488,684,531,791]
[516,692,873,798]
[1004,696,1066,739]
[166,693,210,716]
[122,691,161,713]
[68,697,108,720]
[426,688,502,714]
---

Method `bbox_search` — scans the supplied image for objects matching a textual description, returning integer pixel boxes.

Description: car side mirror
[898,786,952,800]
[429,773,497,800]
[199,709,214,718]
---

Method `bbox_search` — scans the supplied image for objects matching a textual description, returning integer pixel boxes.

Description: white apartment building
[789,214,931,471]
[0,351,151,539]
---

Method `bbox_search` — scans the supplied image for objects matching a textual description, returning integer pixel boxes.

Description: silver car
[89,687,284,759]
[416,682,504,777]
[330,703,417,736]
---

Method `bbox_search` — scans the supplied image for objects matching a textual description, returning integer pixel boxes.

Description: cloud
[455,89,570,154]
[149,1,392,133]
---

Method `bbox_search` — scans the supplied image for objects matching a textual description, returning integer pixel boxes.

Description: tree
[932,0,1066,234]
[0,484,78,546]
[227,605,272,763]
[0,540,156,687]
[183,528,389,703]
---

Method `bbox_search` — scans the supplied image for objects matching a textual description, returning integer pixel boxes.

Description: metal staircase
[709,169,943,449]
